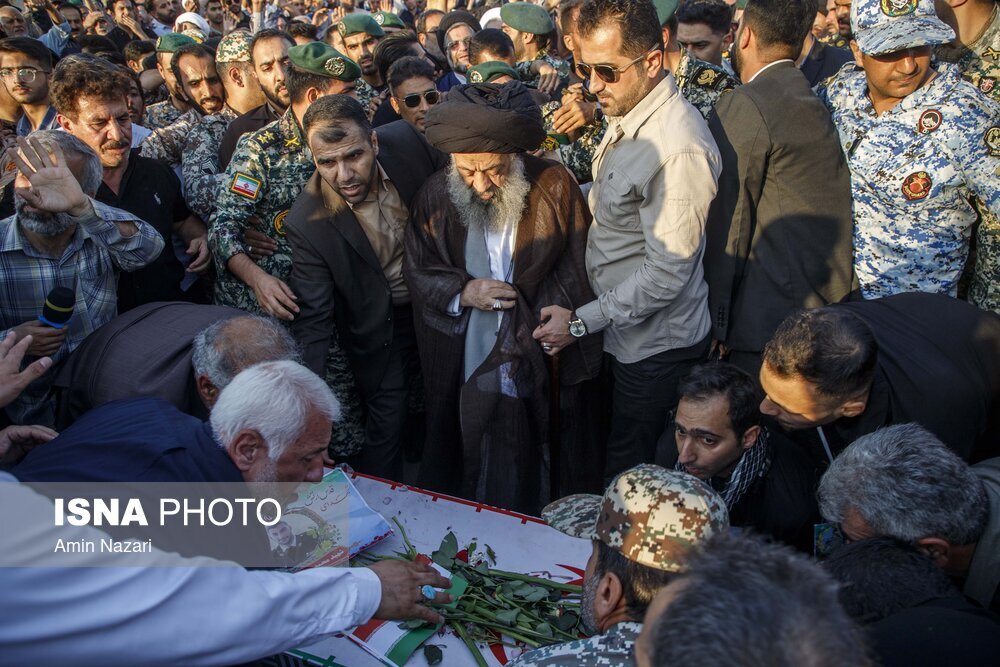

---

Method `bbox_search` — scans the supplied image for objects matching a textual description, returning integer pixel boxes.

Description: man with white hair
[14,360,336,487]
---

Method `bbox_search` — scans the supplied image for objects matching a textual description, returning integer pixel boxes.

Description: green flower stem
[451,620,490,667]
[475,568,582,593]
[390,517,417,560]
[494,594,578,642]
[443,612,545,648]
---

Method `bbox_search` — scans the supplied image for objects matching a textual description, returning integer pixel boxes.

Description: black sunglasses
[575,48,658,83]
[396,89,440,108]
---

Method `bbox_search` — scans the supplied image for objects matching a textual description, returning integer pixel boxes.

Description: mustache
[101,140,130,150]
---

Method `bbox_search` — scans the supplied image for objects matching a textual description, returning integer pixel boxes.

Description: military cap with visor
[850,0,955,56]
[542,464,729,572]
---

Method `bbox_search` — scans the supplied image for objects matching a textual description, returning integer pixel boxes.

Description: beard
[446,155,530,235]
[15,195,75,236]
[580,574,601,635]
[261,82,289,110]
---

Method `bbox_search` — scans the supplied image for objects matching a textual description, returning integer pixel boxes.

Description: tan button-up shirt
[577,74,721,363]
[344,162,409,304]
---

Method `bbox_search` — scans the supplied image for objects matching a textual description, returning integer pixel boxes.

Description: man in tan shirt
[535,0,722,482]
[286,95,447,480]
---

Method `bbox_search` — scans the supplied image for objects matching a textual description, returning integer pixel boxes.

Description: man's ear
[838,396,868,419]
[849,39,864,68]
[306,86,321,104]
[741,424,760,451]
[227,64,244,87]
[195,374,218,408]
[915,537,952,568]
[594,570,625,629]
[227,429,265,471]
[56,113,72,131]
[389,95,400,115]
[739,23,752,51]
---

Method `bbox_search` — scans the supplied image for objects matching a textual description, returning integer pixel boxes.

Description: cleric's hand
[460,279,517,312]
[532,305,576,356]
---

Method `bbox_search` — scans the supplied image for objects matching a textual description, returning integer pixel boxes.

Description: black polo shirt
[97,149,190,313]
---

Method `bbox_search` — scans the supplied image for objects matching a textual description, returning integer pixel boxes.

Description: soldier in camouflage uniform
[181,31,256,220]
[208,42,364,456]
[501,2,573,90]
[336,13,385,120]
[508,464,729,667]
[144,33,195,130]
[672,48,738,119]
[937,3,1000,313]
[817,0,1000,300]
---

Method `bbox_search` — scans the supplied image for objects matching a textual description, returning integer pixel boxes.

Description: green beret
[500,2,554,35]
[653,0,680,24]
[337,13,385,38]
[735,0,748,8]
[467,60,518,84]
[288,42,362,81]
[155,32,195,53]
[373,11,406,30]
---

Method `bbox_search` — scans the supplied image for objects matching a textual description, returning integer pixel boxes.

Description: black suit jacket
[287,121,447,397]
[799,39,854,88]
[705,62,856,352]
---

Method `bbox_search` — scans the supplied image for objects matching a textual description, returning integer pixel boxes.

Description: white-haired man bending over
[14,360,335,485]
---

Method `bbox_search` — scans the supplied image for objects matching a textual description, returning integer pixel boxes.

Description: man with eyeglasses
[0,38,57,137]
[386,56,439,134]
[286,95,446,480]
[534,0,722,485]
[436,9,480,91]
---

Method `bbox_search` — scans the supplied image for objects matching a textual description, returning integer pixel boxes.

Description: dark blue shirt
[13,397,242,483]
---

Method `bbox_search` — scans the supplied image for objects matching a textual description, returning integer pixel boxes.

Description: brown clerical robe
[404,155,605,514]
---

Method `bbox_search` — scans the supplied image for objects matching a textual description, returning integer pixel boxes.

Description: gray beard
[445,155,531,236]
[15,196,75,236]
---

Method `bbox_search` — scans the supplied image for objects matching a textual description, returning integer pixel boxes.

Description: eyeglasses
[395,89,440,108]
[447,37,471,53]
[0,67,49,82]
[575,49,657,83]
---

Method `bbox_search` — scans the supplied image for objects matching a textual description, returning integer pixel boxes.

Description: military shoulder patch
[917,109,942,135]
[694,67,719,88]
[273,209,289,236]
[901,171,932,201]
[231,172,262,200]
[980,77,996,95]
[985,126,1000,157]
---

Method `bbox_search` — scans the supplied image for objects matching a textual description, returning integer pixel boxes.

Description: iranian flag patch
[230,173,262,200]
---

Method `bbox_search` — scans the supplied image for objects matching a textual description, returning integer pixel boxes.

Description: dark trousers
[604,337,710,483]
[360,305,418,482]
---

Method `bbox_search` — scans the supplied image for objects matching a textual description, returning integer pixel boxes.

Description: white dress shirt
[448,222,516,326]
[0,472,382,666]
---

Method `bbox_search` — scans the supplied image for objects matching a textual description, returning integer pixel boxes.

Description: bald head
[191,316,301,408]
[0,8,28,37]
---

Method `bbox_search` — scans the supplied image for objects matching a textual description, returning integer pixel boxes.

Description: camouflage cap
[542,464,729,572]
[850,0,954,56]
[467,60,519,83]
[217,30,253,63]
[337,12,385,38]
[652,0,680,25]
[500,2,554,35]
[373,11,406,30]
[155,32,195,53]
[287,41,362,81]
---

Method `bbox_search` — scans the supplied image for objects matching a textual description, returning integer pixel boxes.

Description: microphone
[38,286,75,329]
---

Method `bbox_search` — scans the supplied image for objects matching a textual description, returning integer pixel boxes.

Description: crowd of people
[0,0,998,664]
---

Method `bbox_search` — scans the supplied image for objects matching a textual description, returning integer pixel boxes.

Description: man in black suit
[797,0,852,87]
[287,95,447,480]
[704,0,855,380]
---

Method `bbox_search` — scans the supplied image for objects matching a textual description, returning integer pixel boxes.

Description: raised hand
[10,136,91,217]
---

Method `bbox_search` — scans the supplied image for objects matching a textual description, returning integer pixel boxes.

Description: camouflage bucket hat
[542,464,729,572]
[850,0,954,56]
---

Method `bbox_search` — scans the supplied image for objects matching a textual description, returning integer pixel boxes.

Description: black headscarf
[424,82,546,154]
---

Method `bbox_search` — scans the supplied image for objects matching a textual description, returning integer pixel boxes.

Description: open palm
[11,136,89,216]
